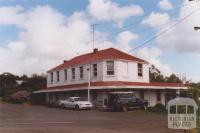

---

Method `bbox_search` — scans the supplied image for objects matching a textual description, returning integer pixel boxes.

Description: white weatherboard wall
[47,59,150,87]
[117,60,149,83]
[47,61,104,87]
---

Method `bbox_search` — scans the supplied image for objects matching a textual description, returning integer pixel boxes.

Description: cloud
[156,2,200,53]
[87,0,143,26]
[0,5,25,26]
[115,31,139,52]
[158,0,174,11]
[142,12,171,28]
[0,6,93,75]
[0,5,141,75]
[136,47,172,76]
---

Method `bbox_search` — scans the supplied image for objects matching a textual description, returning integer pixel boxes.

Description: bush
[148,103,166,113]
[11,90,30,103]
[2,90,31,103]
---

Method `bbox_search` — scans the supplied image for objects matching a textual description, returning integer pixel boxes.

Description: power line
[105,2,192,37]
[129,7,200,52]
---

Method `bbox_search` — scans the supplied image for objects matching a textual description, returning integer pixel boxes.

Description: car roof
[70,97,81,99]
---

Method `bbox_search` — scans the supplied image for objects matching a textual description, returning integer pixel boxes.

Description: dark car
[105,92,148,111]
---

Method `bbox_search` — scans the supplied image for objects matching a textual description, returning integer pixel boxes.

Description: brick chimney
[63,60,68,63]
[93,48,98,53]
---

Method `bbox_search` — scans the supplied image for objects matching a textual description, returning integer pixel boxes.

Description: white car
[59,97,93,110]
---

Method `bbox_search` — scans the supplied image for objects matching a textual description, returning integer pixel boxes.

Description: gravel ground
[0,103,183,133]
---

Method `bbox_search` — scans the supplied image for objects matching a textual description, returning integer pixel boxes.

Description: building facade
[34,48,187,107]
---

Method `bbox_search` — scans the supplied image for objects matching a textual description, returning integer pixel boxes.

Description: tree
[166,74,182,83]
[188,83,200,103]
[0,72,18,97]
[149,65,165,82]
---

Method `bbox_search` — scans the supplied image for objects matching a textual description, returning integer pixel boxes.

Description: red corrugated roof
[47,48,148,72]
[42,81,187,91]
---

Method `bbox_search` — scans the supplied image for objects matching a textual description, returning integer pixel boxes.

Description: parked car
[59,97,93,110]
[105,92,148,111]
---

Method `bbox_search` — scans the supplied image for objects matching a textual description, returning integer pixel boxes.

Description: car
[105,92,148,111]
[59,97,93,110]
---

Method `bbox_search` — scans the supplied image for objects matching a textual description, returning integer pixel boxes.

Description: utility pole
[91,24,98,50]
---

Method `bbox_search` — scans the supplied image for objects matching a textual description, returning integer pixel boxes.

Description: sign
[167,97,198,129]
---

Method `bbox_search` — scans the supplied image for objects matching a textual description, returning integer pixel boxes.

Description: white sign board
[167,97,198,129]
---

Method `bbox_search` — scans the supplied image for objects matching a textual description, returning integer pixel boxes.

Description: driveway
[0,103,182,133]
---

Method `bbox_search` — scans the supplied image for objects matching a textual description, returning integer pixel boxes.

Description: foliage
[11,90,31,103]
[149,65,182,83]
[0,72,19,97]
[147,103,167,113]
[149,65,165,82]
[0,72,46,104]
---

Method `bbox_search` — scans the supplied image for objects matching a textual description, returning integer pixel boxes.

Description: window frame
[56,71,60,82]
[106,60,115,76]
[50,72,53,83]
[93,64,97,77]
[137,63,143,77]
[71,68,75,80]
[79,66,84,79]
[156,91,161,102]
[64,69,67,81]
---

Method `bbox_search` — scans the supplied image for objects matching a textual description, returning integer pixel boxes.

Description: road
[0,103,182,133]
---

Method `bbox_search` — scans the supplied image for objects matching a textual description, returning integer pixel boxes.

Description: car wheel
[122,105,128,112]
[75,105,79,110]
[61,104,65,109]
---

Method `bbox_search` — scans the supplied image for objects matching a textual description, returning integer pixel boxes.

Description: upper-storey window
[107,61,114,75]
[79,66,83,79]
[138,63,143,77]
[72,68,75,80]
[51,72,53,83]
[64,69,67,80]
[56,71,60,82]
[93,64,97,77]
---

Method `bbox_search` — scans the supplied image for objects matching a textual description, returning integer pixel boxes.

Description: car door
[134,98,142,107]
[68,98,76,108]
[127,97,136,107]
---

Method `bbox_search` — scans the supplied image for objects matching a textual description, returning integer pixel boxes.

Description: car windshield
[74,97,85,101]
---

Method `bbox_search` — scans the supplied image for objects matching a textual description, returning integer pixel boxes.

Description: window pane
[64,69,67,80]
[107,61,114,75]
[93,64,97,77]
[56,71,59,82]
[187,105,194,114]
[170,105,176,114]
[138,63,143,77]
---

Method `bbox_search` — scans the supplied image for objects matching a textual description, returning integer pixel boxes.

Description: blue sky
[0,0,200,82]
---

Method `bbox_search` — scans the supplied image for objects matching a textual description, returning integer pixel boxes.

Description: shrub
[11,90,31,103]
[148,103,166,113]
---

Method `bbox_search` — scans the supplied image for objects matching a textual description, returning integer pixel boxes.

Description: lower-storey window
[156,91,161,102]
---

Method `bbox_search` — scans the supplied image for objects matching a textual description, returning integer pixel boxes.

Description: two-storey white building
[34,48,187,107]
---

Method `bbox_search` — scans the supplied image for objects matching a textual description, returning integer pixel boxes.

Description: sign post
[167,97,198,132]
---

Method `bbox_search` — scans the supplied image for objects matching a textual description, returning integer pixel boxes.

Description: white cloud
[136,47,172,76]
[0,5,25,27]
[0,6,93,75]
[0,5,141,75]
[87,0,143,26]
[156,2,200,53]
[142,12,171,28]
[158,0,174,11]
[115,31,139,52]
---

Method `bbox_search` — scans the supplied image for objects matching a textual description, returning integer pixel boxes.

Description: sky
[0,0,200,82]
